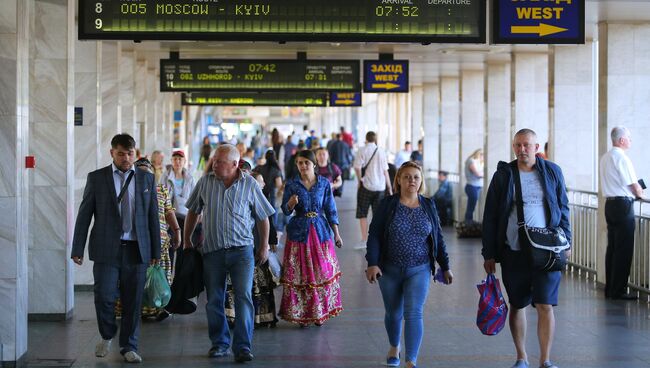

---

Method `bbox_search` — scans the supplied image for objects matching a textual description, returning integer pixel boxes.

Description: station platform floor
[25,183,650,368]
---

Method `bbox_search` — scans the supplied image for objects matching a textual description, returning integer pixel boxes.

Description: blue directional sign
[493,0,584,44]
[363,60,409,93]
[329,92,362,107]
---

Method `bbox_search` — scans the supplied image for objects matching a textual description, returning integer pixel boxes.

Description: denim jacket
[366,194,450,275]
[481,157,572,262]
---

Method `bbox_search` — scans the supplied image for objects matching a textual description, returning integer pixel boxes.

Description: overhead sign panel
[363,60,409,93]
[329,92,362,107]
[493,0,584,44]
[161,59,360,92]
[181,92,327,106]
[79,0,486,43]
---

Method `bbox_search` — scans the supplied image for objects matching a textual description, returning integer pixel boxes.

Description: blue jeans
[203,247,255,353]
[378,262,431,365]
[464,184,482,222]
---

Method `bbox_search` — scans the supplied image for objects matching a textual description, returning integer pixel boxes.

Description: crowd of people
[71,125,644,368]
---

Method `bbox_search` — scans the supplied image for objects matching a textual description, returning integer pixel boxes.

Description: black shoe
[208,346,230,358]
[155,310,170,322]
[234,350,253,363]
[614,293,638,300]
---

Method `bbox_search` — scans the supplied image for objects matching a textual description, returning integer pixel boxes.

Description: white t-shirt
[506,170,548,251]
[354,143,389,192]
[600,147,638,198]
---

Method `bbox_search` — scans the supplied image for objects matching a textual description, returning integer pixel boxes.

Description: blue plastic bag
[476,274,508,336]
[143,264,171,308]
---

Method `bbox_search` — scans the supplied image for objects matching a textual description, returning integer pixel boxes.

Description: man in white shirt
[599,126,645,300]
[394,141,412,168]
[353,131,392,249]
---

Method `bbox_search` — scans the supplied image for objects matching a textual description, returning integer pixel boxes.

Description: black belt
[121,240,138,246]
[606,196,633,201]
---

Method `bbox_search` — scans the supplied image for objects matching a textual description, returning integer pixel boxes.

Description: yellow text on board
[516,7,564,20]
[370,63,404,82]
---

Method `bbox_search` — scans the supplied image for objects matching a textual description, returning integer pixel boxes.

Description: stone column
[135,59,147,152]
[410,85,423,149]
[100,41,120,164]
[73,29,101,287]
[146,66,157,153]
[0,0,30,363]
[460,69,485,222]
[486,62,512,176]
[554,43,596,191]
[422,83,440,195]
[120,50,136,138]
[514,52,549,144]
[440,76,461,222]
[28,0,75,319]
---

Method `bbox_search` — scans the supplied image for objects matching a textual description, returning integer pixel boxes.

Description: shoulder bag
[361,147,379,178]
[511,163,570,272]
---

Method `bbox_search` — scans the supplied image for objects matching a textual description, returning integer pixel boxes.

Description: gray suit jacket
[72,164,161,264]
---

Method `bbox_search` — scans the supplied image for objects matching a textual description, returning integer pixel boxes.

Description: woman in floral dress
[279,150,343,327]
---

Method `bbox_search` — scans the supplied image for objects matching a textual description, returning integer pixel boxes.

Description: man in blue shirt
[482,129,571,368]
[183,144,275,363]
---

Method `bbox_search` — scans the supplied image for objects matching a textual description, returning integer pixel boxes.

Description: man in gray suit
[72,133,160,364]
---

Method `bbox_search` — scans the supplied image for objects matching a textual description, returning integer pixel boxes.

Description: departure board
[79,0,486,43]
[181,92,328,106]
[160,59,360,92]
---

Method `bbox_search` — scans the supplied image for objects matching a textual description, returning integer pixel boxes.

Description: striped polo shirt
[186,170,275,253]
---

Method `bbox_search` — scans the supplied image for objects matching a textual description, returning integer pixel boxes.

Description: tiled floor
[26,185,650,367]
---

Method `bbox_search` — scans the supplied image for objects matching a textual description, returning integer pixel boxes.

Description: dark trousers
[604,198,636,298]
[464,184,482,222]
[93,242,147,354]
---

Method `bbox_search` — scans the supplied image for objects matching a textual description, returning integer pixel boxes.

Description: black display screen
[161,59,360,92]
[181,92,328,106]
[79,0,485,43]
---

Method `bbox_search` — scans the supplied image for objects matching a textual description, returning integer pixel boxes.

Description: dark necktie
[119,171,132,233]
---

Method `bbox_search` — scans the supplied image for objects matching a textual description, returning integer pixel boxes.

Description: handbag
[511,163,570,272]
[476,274,508,336]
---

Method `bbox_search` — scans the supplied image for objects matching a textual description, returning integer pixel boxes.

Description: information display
[79,0,486,43]
[363,60,409,93]
[493,0,584,44]
[181,92,328,106]
[161,59,360,92]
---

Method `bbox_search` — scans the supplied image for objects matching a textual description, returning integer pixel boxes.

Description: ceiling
[108,0,650,84]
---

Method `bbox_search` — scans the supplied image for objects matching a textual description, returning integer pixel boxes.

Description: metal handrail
[567,188,650,300]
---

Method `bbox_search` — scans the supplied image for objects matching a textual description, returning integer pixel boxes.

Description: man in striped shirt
[183,144,275,363]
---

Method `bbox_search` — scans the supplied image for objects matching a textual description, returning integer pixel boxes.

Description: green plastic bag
[143,264,171,308]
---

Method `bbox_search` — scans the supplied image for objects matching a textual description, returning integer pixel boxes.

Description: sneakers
[208,346,230,358]
[385,355,400,367]
[512,360,529,368]
[123,351,143,363]
[353,241,367,250]
[539,362,558,368]
[95,339,111,357]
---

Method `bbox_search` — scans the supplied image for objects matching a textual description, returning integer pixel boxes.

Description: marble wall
[101,41,120,164]
[410,86,423,147]
[73,32,101,286]
[554,43,596,191]
[486,62,512,176]
[28,0,74,316]
[514,52,549,144]
[422,83,440,191]
[120,50,135,138]
[604,24,650,182]
[0,0,31,361]
[440,77,460,174]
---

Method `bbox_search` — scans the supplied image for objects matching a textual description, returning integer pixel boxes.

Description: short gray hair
[610,126,630,144]
[216,144,240,163]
